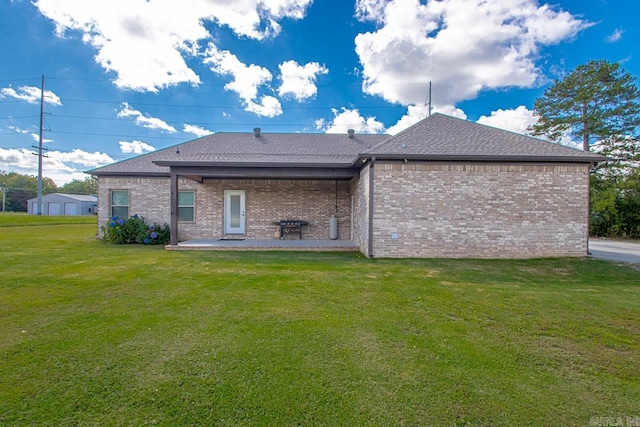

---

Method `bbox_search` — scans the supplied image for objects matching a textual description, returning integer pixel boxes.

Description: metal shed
[27,193,97,216]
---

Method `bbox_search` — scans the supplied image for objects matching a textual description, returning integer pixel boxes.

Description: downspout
[170,172,178,246]
[368,157,375,257]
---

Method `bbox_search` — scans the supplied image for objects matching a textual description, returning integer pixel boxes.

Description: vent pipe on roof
[254,127,261,137]
[347,129,355,138]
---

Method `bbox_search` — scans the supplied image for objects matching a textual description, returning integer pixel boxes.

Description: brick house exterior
[89,114,604,258]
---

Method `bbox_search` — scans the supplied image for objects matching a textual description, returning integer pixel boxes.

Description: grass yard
[1,219,639,426]
[0,211,97,227]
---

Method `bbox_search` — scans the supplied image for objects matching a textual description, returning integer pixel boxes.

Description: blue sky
[0,0,637,184]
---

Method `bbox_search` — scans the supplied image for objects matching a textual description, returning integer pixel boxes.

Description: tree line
[0,172,97,212]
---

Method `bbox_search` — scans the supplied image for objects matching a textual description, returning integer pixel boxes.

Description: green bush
[590,170,640,239]
[101,214,170,245]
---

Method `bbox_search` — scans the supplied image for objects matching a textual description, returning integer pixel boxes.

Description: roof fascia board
[153,160,355,168]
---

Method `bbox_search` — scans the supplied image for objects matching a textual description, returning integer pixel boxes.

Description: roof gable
[364,113,605,162]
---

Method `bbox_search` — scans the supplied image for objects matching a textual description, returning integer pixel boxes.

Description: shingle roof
[89,132,387,175]
[27,193,97,202]
[364,113,605,162]
[89,114,605,176]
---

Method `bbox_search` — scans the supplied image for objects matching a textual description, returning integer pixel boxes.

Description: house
[27,193,97,216]
[88,113,604,258]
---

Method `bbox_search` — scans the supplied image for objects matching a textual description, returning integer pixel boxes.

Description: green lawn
[0,211,97,227]
[1,220,639,426]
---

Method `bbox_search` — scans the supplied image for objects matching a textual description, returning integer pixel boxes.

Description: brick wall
[97,176,352,241]
[97,177,171,237]
[350,164,370,256]
[371,163,590,258]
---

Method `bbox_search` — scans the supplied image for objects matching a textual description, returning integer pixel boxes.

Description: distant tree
[59,176,97,195]
[590,169,640,238]
[592,135,640,178]
[0,171,57,212]
[530,60,640,154]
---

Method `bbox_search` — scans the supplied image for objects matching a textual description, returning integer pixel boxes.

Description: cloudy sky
[0,0,637,184]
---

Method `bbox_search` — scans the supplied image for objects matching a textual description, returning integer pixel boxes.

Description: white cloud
[117,103,177,133]
[320,108,386,134]
[476,105,536,134]
[354,0,591,106]
[477,105,580,149]
[605,28,623,43]
[7,125,32,134]
[387,104,467,135]
[0,85,62,105]
[203,43,283,117]
[0,147,114,185]
[183,124,212,137]
[30,133,54,144]
[245,96,283,118]
[118,140,156,154]
[278,60,328,101]
[33,0,313,92]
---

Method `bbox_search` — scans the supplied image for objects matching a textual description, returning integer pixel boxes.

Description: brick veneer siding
[193,179,352,240]
[97,177,171,237]
[97,176,352,241]
[350,165,370,255]
[371,163,590,258]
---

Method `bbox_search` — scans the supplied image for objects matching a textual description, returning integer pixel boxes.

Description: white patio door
[224,190,245,235]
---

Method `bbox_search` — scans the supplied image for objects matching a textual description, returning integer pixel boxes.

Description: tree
[59,176,97,195]
[530,59,640,153]
[0,171,57,212]
[590,169,640,238]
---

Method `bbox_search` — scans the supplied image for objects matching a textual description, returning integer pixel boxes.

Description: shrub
[101,214,170,245]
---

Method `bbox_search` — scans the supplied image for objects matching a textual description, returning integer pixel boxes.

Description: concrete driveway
[588,239,640,265]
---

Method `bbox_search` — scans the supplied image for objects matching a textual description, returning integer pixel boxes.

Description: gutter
[356,153,606,164]
[368,156,375,258]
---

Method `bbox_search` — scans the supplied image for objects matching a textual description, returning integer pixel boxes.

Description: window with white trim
[178,191,195,222]
[110,190,129,219]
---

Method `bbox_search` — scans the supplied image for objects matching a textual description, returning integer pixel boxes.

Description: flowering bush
[101,214,170,245]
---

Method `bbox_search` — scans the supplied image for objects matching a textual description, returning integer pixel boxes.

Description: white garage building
[27,193,97,216]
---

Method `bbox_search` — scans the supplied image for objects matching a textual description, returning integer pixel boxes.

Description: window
[178,191,195,222]
[111,190,129,219]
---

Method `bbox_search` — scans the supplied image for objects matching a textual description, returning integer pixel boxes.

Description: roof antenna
[424,80,432,117]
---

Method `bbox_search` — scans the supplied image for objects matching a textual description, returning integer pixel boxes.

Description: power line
[48,130,185,139]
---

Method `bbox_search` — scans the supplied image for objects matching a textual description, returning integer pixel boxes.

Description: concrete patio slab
[166,239,359,252]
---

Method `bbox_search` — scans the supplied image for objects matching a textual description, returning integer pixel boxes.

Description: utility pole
[1,186,5,213]
[36,75,45,215]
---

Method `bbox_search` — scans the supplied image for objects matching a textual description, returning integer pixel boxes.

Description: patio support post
[368,157,375,257]
[170,173,178,246]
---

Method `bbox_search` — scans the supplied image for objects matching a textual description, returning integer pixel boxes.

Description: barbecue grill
[273,220,309,240]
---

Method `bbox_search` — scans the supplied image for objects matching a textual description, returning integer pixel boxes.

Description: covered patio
[165,238,359,251]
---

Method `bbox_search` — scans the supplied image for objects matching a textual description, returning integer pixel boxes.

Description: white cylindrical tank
[329,214,338,240]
